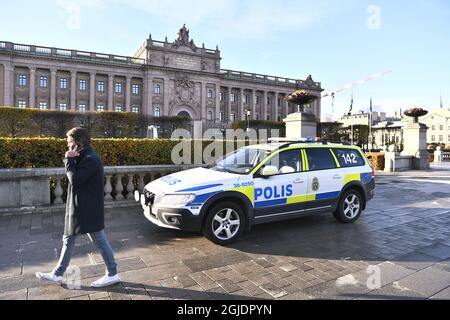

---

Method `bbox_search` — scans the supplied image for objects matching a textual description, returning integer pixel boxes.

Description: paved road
[1,169,450,300]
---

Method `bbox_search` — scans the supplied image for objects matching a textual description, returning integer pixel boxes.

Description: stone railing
[0,165,202,214]
[434,150,450,163]
[0,41,146,66]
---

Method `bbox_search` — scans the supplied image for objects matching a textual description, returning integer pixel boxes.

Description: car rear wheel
[334,189,363,223]
[202,201,245,245]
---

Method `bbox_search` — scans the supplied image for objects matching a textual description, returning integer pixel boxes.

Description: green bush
[0,138,252,168]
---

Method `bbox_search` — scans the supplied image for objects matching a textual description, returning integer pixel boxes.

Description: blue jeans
[54,229,117,277]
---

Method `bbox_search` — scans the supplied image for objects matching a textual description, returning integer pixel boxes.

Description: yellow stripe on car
[330,149,341,168]
[344,173,361,185]
[230,186,255,204]
[287,194,316,204]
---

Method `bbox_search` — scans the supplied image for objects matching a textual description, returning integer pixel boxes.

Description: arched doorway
[177,111,191,119]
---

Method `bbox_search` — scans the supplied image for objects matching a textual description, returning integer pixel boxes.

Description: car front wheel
[202,201,245,245]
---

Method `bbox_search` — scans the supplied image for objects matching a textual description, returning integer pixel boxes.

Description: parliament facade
[0,25,323,127]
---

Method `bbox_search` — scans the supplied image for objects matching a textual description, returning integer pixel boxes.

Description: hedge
[366,152,385,171]
[0,138,252,168]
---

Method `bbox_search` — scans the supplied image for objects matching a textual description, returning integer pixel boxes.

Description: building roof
[420,108,450,119]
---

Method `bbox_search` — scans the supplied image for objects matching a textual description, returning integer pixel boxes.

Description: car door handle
[293,178,305,183]
[333,174,342,179]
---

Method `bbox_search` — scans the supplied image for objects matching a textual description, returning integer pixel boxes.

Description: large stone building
[419,108,450,145]
[0,25,323,131]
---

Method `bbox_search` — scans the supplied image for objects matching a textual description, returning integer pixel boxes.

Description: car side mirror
[261,165,278,177]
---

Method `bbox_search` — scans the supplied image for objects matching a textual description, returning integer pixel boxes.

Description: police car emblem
[312,177,320,191]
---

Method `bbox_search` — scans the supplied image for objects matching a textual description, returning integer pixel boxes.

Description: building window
[220,92,223,101]
[18,100,27,108]
[267,97,271,105]
[266,114,270,121]
[207,110,213,121]
[256,114,260,120]
[431,135,435,142]
[207,89,213,99]
[244,94,248,104]
[432,125,435,130]
[255,96,260,105]
[18,74,27,87]
[230,113,236,122]
[440,125,444,131]
[230,93,236,103]
[154,106,161,117]
[78,104,86,112]
[154,84,161,95]
[439,135,443,142]
[59,103,67,111]
[39,76,48,88]
[132,106,139,113]
[278,98,281,107]
[39,102,48,110]
[97,81,105,92]
[132,84,140,95]
[60,78,67,89]
[115,105,123,112]
[115,83,123,94]
[219,112,224,122]
[97,104,105,111]
[79,80,86,91]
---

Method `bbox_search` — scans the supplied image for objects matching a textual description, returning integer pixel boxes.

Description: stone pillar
[274,92,279,122]
[215,84,221,122]
[250,89,255,120]
[107,74,114,111]
[262,91,268,121]
[239,88,245,122]
[70,70,77,111]
[163,77,170,116]
[3,63,14,107]
[29,67,36,109]
[125,76,131,112]
[226,86,232,123]
[283,112,317,139]
[201,82,206,121]
[142,72,152,116]
[283,93,289,117]
[89,72,96,111]
[50,69,57,109]
[401,122,430,170]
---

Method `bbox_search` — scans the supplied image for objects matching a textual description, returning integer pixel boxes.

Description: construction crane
[322,70,392,113]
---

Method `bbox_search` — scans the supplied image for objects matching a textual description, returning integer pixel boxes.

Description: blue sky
[1,0,449,120]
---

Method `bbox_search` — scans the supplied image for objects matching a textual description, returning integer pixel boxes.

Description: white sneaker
[36,272,63,285]
[91,274,121,288]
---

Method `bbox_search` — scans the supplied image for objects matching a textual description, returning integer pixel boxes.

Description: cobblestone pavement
[1,167,450,300]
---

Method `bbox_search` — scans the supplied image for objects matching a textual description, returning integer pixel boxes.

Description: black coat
[63,146,105,236]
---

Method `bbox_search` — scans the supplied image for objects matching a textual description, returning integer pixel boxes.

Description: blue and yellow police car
[135,140,375,245]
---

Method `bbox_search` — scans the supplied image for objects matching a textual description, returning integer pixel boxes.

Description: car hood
[145,167,242,195]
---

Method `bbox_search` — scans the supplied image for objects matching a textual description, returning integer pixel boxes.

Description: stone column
[50,69,57,109]
[239,88,245,122]
[70,70,77,110]
[163,77,170,116]
[274,92,279,122]
[3,63,14,107]
[262,91,267,121]
[201,82,206,121]
[125,76,131,112]
[215,84,221,122]
[283,93,289,117]
[107,74,114,111]
[227,86,232,123]
[250,89,255,120]
[89,72,96,111]
[29,67,36,109]
[142,72,152,116]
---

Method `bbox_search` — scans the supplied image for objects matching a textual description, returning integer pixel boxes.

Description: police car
[135,139,375,245]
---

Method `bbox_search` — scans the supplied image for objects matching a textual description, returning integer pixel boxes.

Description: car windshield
[212,148,268,174]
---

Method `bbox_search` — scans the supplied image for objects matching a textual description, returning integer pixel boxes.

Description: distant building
[371,121,404,150]
[419,108,450,144]
[338,111,386,127]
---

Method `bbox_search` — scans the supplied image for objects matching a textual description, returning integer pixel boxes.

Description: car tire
[334,189,363,223]
[202,201,246,245]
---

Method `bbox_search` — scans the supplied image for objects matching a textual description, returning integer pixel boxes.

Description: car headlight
[159,194,196,205]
